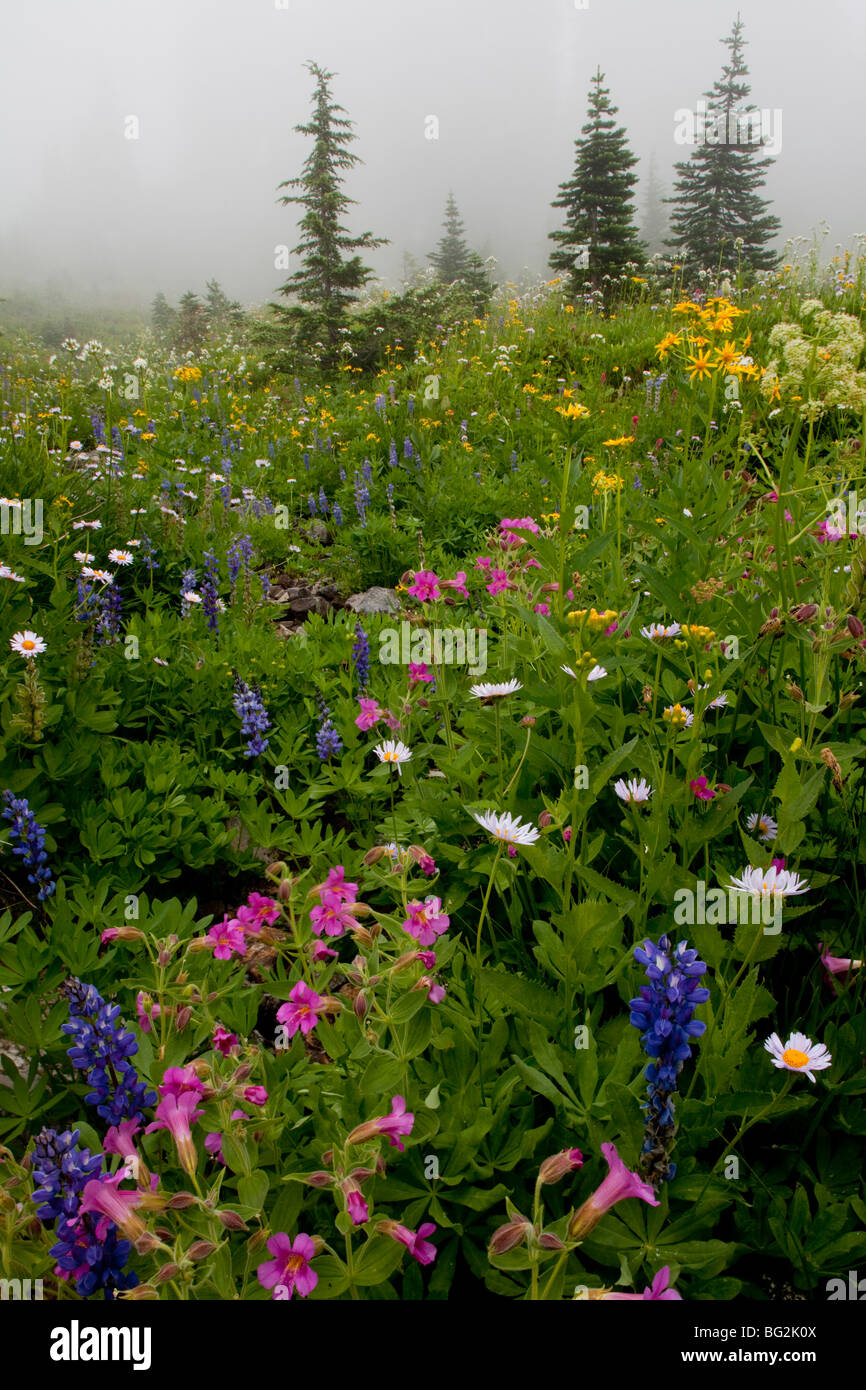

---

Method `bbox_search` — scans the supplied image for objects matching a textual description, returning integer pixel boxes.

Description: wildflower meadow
[0,6,864,1351]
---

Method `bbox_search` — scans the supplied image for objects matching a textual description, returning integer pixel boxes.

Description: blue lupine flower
[141,534,159,574]
[315,694,342,762]
[232,674,271,758]
[180,567,197,617]
[30,1126,103,1225]
[332,503,342,526]
[90,413,105,446]
[61,978,157,1126]
[403,437,413,459]
[407,395,414,418]
[95,580,122,644]
[308,493,318,516]
[351,623,370,691]
[318,486,329,516]
[629,935,709,1183]
[1,790,56,900]
[201,550,220,633]
[389,439,398,467]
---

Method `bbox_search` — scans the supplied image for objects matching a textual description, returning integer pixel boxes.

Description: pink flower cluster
[207,891,281,961]
[309,865,362,939]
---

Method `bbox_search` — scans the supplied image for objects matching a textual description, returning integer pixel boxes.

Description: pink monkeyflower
[355,697,384,731]
[402,896,450,947]
[78,1174,146,1242]
[277,980,327,1038]
[213,1024,239,1057]
[415,976,446,1004]
[257,1232,319,1300]
[342,1181,369,1226]
[310,889,358,938]
[486,568,512,596]
[500,516,540,535]
[243,1086,268,1106]
[440,570,469,598]
[383,709,402,732]
[103,1119,143,1177]
[602,1266,681,1300]
[563,827,572,844]
[568,1142,659,1240]
[689,777,715,802]
[417,950,436,969]
[347,1095,415,1152]
[407,569,441,602]
[310,865,358,902]
[237,892,280,932]
[160,1066,205,1098]
[474,555,493,572]
[135,992,160,1034]
[408,662,434,686]
[819,943,862,992]
[101,928,120,943]
[311,940,339,963]
[145,1091,204,1177]
[208,916,246,960]
[380,1220,437,1266]
[605,618,618,635]
[533,603,550,616]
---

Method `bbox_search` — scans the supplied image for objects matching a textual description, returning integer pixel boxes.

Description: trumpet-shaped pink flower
[601,1266,682,1300]
[568,1142,659,1240]
[347,1095,415,1152]
[402,896,450,947]
[78,1173,145,1242]
[103,1118,142,1171]
[407,569,441,602]
[236,892,280,932]
[690,776,715,802]
[257,1232,319,1300]
[145,1091,204,1176]
[208,917,246,960]
[440,571,469,599]
[380,1220,437,1266]
[355,697,384,731]
[310,889,358,938]
[213,1024,239,1057]
[486,568,511,596]
[159,1066,204,1098]
[276,981,327,1038]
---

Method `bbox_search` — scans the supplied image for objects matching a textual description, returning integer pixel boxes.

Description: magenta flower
[408,662,434,685]
[417,977,446,1004]
[486,568,511,596]
[243,1086,268,1106]
[417,950,436,968]
[440,570,469,599]
[135,992,160,1033]
[533,602,550,615]
[343,1183,369,1226]
[213,1024,239,1057]
[257,1232,319,1300]
[311,940,339,963]
[323,866,358,901]
[347,1095,415,1152]
[602,1266,682,1300]
[475,555,493,572]
[380,1220,437,1266]
[208,917,246,960]
[310,889,358,938]
[355,697,384,731]
[103,1118,142,1172]
[407,569,441,602]
[689,776,715,802]
[237,892,280,932]
[402,896,450,947]
[160,1066,204,1098]
[145,1091,204,1176]
[568,1142,659,1240]
[276,981,327,1038]
[78,1174,146,1242]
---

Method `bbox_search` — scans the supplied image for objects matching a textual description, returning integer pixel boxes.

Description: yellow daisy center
[22,640,35,650]
[782,1048,809,1068]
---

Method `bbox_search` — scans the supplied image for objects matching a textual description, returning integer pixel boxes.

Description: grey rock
[345,586,401,615]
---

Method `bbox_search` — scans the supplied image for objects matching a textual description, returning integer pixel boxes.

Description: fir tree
[428,194,493,311]
[640,153,669,259]
[666,15,780,274]
[548,69,644,292]
[272,61,387,368]
[151,292,176,340]
[175,291,207,353]
[205,280,244,332]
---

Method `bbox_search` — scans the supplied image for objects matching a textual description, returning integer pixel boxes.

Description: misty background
[2,0,865,312]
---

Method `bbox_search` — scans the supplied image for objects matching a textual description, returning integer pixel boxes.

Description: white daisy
[614,777,653,804]
[373,740,413,774]
[640,622,681,639]
[108,549,133,566]
[90,569,114,585]
[697,684,729,709]
[561,665,577,679]
[182,591,202,605]
[729,865,809,899]
[746,812,778,842]
[587,665,607,681]
[73,550,95,564]
[471,809,540,847]
[0,565,25,583]
[9,629,46,659]
[764,1031,832,1083]
[469,678,523,701]
[125,540,142,548]
[153,657,169,666]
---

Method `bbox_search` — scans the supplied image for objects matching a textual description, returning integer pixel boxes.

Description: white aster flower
[471,809,540,846]
[469,678,523,701]
[0,565,25,583]
[764,1031,831,1083]
[182,591,202,605]
[641,622,681,639]
[614,777,653,804]
[729,865,809,899]
[10,629,46,658]
[108,549,133,565]
[90,569,114,585]
[587,664,607,681]
[373,740,413,774]
[746,812,778,842]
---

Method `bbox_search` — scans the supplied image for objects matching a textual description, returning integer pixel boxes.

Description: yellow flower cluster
[592,470,625,494]
[555,401,591,419]
[567,608,617,631]
[173,365,202,383]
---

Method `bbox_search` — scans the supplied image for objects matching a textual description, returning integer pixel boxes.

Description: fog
[2,0,865,310]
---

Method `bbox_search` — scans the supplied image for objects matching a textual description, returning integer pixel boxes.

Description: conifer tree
[428,193,492,311]
[151,292,176,340]
[272,61,387,367]
[548,69,644,292]
[175,291,207,353]
[640,153,669,258]
[205,280,243,332]
[666,15,780,273]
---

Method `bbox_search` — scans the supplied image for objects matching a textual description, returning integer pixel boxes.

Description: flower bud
[123,1283,159,1300]
[304,1171,334,1188]
[792,603,818,623]
[846,613,865,639]
[537,1148,584,1185]
[537,1232,567,1251]
[266,861,288,880]
[187,1240,217,1260]
[154,1262,180,1283]
[216,1209,249,1230]
[175,1006,192,1032]
[363,846,388,865]
[488,1218,532,1255]
[134,1231,162,1255]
